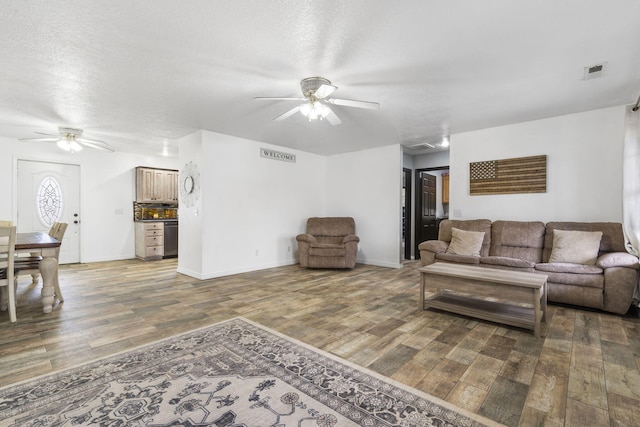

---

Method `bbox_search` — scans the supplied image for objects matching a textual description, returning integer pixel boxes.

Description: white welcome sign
[260,148,296,163]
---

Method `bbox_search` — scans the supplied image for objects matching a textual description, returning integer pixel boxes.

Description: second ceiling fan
[254,77,379,126]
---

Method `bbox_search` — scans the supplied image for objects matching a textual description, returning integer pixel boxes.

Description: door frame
[13,156,83,263]
[414,165,449,258]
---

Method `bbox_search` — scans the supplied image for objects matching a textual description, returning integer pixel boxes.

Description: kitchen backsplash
[133,202,178,221]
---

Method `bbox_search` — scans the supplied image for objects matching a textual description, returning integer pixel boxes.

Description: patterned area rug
[0,317,503,426]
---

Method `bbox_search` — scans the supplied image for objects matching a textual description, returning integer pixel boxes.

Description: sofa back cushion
[490,220,545,263]
[543,222,626,262]
[438,219,492,257]
[307,217,355,239]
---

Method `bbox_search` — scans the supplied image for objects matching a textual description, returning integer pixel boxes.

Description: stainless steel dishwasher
[163,221,178,258]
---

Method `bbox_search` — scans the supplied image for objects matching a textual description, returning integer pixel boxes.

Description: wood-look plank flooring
[1,259,639,426]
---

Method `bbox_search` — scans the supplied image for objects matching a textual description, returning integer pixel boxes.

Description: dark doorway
[402,168,412,260]
[415,172,437,258]
[414,166,450,259]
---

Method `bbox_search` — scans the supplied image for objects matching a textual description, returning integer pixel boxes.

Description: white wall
[176,131,205,277]
[450,106,626,222]
[402,152,414,170]
[413,150,450,169]
[326,144,403,268]
[2,131,405,274]
[0,136,178,262]
[177,130,326,279]
[2,105,623,271]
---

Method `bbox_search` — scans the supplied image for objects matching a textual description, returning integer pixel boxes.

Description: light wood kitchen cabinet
[442,174,450,204]
[135,221,164,260]
[165,170,179,203]
[136,167,179,203]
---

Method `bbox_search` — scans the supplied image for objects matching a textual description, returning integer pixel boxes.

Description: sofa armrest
[342,235,360,244]
[418,240,449,254]
[296,233,317,243]
[597,252,639,269]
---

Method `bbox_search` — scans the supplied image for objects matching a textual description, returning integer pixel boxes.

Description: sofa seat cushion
[546,272,604,288]
[435,253,481,264]
[309,243,345,257]
[536,263,604,288]
[316,236,346,245]
[480,256,535,269]
[536,262,603,274]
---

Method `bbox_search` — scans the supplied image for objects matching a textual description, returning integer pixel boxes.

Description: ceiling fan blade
[78,136,107,145]
[254,97,305,101]
[18,137,58,142]
[34,131,59,137]
[324,108,342,126]
[328,98,380,110]
[314,84,337,99]
[274,105,301,121]
[78,138,114,152]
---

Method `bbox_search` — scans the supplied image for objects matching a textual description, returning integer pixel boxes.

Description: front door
[17,160,81,264]
[415,172,437,258]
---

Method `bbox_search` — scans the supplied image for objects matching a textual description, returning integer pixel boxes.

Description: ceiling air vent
[584,62,607,80]
[404,142,435,152]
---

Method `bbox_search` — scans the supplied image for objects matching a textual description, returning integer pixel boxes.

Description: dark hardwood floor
[1,258,639,426]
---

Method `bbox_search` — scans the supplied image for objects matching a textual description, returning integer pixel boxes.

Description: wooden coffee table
[419,263,548,337]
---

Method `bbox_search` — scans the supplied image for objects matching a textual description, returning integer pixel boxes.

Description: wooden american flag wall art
[469,155,547,195]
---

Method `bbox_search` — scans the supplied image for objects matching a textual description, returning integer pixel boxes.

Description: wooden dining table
[15,231,61,314]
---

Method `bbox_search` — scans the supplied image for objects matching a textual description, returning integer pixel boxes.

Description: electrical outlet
[255,249,259,256]
[114,208,123,215]
[287,245,291,253]
[453,209,462,217]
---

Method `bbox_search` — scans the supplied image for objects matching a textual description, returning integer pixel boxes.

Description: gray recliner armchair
[296,217,359,269]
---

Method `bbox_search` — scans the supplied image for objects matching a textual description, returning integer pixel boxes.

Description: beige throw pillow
[446,227,485,257]
[548,229,603,265]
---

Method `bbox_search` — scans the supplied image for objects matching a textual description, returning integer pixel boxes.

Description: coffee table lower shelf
[425,292,536,332]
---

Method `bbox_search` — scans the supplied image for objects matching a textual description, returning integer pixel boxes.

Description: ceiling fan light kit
[299,101,331,121]
[254,76,379,126]
[56,127,84,153]
[57,138,83,152]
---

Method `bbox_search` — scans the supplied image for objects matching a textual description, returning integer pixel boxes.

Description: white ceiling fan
[254,77,379,126]
[19,127,114,153]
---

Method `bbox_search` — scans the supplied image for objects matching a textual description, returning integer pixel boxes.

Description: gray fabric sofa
[297,217,359,269]
[418,219,639,314]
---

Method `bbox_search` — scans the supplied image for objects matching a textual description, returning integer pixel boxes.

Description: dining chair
[14,222,68,303]
[0,220,12,227]
[0,225,17,322]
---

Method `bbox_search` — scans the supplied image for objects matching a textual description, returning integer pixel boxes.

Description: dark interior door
[415,172,437,257]
[403,168,412,260]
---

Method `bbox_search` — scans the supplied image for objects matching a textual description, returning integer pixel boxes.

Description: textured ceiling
[1,0,639,157]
